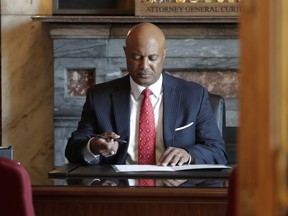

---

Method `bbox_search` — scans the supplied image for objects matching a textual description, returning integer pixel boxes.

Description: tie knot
[142,88,152,97]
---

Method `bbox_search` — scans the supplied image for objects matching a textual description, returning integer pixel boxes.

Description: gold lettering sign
[135,2,240,17]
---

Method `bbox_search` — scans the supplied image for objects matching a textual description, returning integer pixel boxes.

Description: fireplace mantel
[32,16,238,40]
[32,15,238,24]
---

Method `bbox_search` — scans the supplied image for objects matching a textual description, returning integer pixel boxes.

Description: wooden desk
[31,164,232,216]
[33,186,227,216]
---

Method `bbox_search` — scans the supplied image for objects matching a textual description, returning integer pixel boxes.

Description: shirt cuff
[187,154,192,164]
[82,137,100,164]
[186,153,196,164]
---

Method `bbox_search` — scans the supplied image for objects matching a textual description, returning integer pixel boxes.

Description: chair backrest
[208,92,226,137]
[0,157,35,216]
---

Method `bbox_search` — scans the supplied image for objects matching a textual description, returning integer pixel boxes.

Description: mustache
[137,70,153,75]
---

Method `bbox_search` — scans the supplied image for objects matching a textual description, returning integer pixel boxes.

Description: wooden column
[276,0,288,213]
[239,0,288,215]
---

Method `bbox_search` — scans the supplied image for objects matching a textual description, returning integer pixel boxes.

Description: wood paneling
[238,0,288,215]
[33,186,228,216]
[275,0,288,213]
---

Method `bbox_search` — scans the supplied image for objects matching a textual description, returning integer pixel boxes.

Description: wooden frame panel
[52,0,134,15]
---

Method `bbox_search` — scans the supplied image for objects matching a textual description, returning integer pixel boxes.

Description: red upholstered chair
[226,167,238,216]
[0,157,35,216]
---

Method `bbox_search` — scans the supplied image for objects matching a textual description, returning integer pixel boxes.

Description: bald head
[123,22,167,87]
[125,22,166,48]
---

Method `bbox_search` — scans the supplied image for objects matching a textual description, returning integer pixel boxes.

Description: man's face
[124,38,166,87]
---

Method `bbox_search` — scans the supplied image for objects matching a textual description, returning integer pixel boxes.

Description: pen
[94,134,128,144]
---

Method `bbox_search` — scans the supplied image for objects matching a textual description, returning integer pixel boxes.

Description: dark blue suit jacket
[65,72,227,165]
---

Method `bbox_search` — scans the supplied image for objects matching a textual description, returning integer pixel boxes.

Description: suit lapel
[111,77,131,164]
[111,77,131,141]
[162,73,182,148]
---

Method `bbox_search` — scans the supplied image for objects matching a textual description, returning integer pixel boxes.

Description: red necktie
[138,88,156,186]
[138,88,156,165]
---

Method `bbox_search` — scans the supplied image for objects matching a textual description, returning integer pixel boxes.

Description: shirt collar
[130,74,163,100]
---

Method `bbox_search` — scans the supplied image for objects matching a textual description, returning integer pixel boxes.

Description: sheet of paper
[112,164,231,172]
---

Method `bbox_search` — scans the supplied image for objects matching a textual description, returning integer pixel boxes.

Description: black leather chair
[208,93,226,137]
[209,93,238,165]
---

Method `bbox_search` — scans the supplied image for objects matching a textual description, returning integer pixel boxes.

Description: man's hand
[158,147,191,166]
[90,132,120,157]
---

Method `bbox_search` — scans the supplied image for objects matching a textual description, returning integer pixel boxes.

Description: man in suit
[65,22,227,166]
